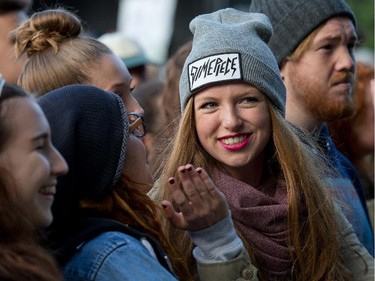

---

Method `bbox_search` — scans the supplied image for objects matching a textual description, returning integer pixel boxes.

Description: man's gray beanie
[249,0,356,66]
[179,8,286,115]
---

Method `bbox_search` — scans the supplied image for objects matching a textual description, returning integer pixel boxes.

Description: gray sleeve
[189,214,259,281]
[188,213,244,263]
[336,204,374,281]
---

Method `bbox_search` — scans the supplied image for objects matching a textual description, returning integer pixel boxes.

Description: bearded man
[250,0,374,256]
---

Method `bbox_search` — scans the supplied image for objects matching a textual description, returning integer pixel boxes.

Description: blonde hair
[14,9,111,96]
[154,97,352,280]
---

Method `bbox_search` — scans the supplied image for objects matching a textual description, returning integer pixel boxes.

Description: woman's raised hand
[161,164,229,231]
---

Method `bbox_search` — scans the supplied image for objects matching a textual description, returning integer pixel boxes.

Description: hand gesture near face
[161,164,229,231]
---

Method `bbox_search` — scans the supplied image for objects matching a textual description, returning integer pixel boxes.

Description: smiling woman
[0,80,67,281]
[0,87,68,228]
[150,8,374,281]
[193,83,272,181]
[37,84,253,281]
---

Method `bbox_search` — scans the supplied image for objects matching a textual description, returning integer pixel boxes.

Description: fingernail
[187,166,192,172]
[168,178,175,184]
[180,168,185,173]
[161,203,167,209]
[196,168,202,174]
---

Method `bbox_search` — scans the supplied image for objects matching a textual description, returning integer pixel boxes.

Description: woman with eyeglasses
[18,8,255,281]
[38,84,251,281]
[15,8,144,116]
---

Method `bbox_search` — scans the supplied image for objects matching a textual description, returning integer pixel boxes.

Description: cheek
[252,112,272,146]
[251,105,271,128]
[123,138,149,178]
[257,113,272,131]
[0,151,21,182]
[195,122,205,144]
[14,154,51,191]
[10,166,36,205]
[195,114,216,142]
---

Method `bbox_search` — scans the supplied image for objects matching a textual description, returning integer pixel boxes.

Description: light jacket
[196,205,374,281]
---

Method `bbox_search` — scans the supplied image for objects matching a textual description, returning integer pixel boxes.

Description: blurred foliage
[347,0,374,50]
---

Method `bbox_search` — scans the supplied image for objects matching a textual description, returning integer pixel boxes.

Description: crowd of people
[0,0,373,280]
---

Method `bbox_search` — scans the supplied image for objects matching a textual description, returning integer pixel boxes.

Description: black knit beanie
[38,84,128,225]
[249,0,356,66]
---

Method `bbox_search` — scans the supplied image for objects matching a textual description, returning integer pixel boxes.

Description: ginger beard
[292,70,355,123]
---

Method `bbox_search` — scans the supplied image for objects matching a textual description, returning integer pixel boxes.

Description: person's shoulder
[63,231,177,281]
[62,231,149,279]
[80,230,145,253]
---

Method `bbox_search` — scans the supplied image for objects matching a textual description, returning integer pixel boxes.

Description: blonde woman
[151,8,374,281]
[14,8,143,115]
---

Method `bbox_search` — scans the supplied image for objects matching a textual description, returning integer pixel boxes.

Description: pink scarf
[212,168,292,279]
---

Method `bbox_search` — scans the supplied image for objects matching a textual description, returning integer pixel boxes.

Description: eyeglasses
[128,112,146,138]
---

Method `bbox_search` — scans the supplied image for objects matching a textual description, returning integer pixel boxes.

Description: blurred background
[32,0,374,66]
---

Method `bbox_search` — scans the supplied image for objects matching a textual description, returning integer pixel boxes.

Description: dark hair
[0,83,29,152]
[0,175,62,281]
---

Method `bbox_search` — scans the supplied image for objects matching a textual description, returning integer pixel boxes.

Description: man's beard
[302,72,355,122]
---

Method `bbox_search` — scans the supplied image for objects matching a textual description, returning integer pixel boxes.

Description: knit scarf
[212,168,292,279]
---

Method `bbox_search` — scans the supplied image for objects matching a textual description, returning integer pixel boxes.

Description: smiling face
[0,97,68,228]
[282,17,357,130]
[194,82,271,184]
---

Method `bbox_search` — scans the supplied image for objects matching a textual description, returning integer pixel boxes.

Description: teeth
[40,186,55,194]
[222,135,246,145]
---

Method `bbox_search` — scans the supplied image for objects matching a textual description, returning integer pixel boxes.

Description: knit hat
[98,32,151,69]
[38,84,128,225]
[179,8,286,115]
[249,0,356,66]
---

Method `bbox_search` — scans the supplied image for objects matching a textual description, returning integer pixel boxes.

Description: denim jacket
[320,124,374,256]
[62,231,178,281]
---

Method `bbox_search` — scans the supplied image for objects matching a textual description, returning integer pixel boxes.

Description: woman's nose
[51,147,68,177]
[221,108,243,131]
[127,95,144,116]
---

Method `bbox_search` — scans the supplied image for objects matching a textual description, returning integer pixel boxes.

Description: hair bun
[15,9,82,57]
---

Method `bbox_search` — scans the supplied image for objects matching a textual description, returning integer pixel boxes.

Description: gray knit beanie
[179,8,286,115]
[249,0,356,66]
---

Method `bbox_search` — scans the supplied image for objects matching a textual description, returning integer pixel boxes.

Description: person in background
[150,8,374,280]
[249,0,374,255]
[39,84,253,281]
[98,31,155,90]
[132,79,165,163]
[329,61,374,226]
[150,40,192,176]
[14,8,143,115]
[0,77,67,281]
[160,40,193,130]
[0,0,32,84]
